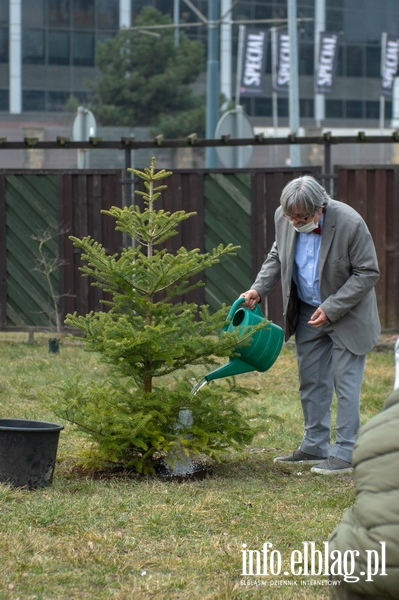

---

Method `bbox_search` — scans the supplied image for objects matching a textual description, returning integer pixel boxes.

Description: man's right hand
[240,289,261,309]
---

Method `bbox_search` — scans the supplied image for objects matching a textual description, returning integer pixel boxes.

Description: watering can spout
[203,297,284,383]
[205,359,255,382]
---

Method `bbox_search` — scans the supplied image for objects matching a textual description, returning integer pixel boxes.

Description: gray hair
[280,175,330,217]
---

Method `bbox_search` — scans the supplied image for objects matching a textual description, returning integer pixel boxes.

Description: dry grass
[0,337,395,599]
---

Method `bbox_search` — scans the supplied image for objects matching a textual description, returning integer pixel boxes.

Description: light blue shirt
[292,215,324,307]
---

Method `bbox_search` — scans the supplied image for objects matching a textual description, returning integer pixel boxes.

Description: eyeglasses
[283,213,315,224]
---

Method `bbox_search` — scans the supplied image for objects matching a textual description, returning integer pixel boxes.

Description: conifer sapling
[52,158,258,473]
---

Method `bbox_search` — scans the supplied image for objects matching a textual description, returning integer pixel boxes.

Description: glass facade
[236,0,399,120]
[139,0,399,121]
[22,0,118,67]
[2,0,399,119]
[12,0,119,112]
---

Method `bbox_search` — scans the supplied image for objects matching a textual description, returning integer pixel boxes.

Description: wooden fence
[0,170,123,332]
[336,166,399,331]
[0,166,398,334]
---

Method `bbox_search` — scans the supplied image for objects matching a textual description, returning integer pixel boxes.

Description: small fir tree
[52,159,259,473]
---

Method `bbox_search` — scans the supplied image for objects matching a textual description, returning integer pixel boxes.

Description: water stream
[190,377,208,396]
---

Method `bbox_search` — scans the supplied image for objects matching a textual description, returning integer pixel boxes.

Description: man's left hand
[308,307,329,328]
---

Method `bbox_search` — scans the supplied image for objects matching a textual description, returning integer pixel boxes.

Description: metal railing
[2,131,399,194]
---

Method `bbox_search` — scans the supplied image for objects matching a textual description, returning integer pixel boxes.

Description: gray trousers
[295,302,366,463]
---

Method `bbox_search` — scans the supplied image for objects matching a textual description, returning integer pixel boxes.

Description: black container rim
[0,418,64,432]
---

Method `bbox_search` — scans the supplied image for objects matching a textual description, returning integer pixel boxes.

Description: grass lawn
[0,335,395,599]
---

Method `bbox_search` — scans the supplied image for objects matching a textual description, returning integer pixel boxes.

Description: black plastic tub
[0,419,64,489]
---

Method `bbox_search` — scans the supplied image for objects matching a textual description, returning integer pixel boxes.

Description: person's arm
[240,289,261,308]
[320,218,380,323]
[308,306,329,328]
[240,242,282,309]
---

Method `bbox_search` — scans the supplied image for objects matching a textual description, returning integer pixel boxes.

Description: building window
[240,97,252,116]
[48,91,70,111]
[326,8,344,32]
[0,0,9,23]
[0,89,8,111]
[365,100,379,119]
[346,45,363,77]
[133,1,153,20]
[255,97,272,117]
[74,0,95,29]
[23,90,45,111]
[22,0,44,27]
[346,100,363,119]
[300,98,313,118]
[49,0,70,27]
[97,0,119,29]
[335,45,343,77]
[233,2,252,22]
[22,29,45,64]
[278,97,288,118]
[254,4,272,20]
[299,42,314,76]
[366,45,380,78]
[73,91,89,104]
[297,6,314,39]
[49,30,70,64]
[155,0,174,14]
[345,8,365,43]
[0,26,8,62]
[326,99,343,118]
[365,9,385,43]
[73,31,94,65]
[97,31,115,46]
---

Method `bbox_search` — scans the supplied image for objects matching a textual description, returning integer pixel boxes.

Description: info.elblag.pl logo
[241,541,388,583]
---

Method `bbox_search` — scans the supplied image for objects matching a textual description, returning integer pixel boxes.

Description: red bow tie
[313,225,322,235]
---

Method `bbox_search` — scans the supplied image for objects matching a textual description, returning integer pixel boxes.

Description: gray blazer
[252,198,381,355]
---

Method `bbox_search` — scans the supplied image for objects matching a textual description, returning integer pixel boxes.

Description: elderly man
[241,175,380,474]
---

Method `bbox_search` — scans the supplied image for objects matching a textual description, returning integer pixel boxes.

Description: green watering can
[205,297,284,382]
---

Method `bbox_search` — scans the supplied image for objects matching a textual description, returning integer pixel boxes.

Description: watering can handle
[224,297,265,328]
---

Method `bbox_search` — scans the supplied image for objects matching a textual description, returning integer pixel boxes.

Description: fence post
[124,147,132,203]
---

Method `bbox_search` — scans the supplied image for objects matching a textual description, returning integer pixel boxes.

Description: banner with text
[381,34,399,96]
[273,28,300,93]
[315,32,340,94]
[240,28,268,97]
